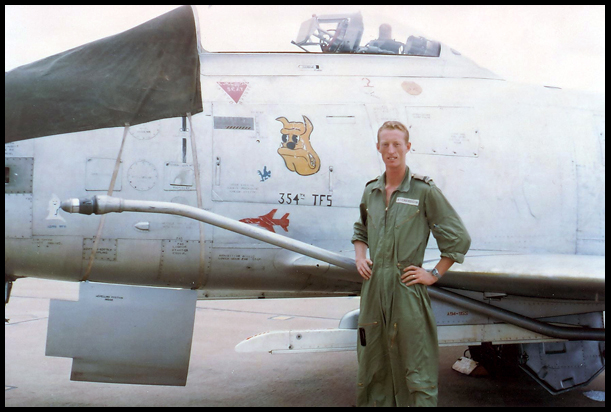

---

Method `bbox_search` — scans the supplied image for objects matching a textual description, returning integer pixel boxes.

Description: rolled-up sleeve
[425,186,471,264]
[351,191,369,246]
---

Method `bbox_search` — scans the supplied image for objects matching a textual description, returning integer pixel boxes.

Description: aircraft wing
[4,5,202,143]
[291,249,604,302]
[431,252,605,301]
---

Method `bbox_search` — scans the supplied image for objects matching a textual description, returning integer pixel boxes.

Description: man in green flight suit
[352,121,471,407]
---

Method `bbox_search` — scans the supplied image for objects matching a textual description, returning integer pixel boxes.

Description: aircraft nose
[61,198,80,213]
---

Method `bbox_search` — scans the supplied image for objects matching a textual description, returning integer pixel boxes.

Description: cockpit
[194,6,499,80]
[291,12,441,57]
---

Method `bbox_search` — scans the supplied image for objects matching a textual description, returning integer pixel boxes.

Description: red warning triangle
[218,82,248,103]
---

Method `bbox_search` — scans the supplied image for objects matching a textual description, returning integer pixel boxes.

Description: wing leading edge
[431,253,605,301]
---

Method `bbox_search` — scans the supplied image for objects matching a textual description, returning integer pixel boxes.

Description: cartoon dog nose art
[276,115,321,176]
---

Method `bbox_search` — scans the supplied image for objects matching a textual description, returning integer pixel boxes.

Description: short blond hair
[377,121,409,144]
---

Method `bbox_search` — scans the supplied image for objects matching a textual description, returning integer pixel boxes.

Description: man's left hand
[401,265,438,286]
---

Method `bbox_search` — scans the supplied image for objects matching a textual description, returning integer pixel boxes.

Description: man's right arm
[354,240,372,280]
[352,189,373,281]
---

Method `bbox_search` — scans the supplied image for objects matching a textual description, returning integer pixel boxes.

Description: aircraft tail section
[279,213,290,232]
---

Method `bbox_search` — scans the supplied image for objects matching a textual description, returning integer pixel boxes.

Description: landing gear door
[46,282,197,386]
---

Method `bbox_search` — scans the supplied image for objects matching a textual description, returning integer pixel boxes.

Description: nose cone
[60,198,77,213]
[60,199,71,212]
[59,197,98,215]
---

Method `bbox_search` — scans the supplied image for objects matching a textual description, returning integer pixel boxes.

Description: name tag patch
[396,197,419,206]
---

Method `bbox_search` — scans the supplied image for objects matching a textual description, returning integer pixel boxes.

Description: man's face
[377,129,411,169]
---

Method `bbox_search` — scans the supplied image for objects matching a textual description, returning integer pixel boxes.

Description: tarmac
[5,278,605,407]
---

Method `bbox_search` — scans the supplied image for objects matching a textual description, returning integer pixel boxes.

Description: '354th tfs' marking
[278,193,332,206]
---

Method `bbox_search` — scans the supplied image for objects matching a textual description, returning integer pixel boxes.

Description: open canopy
[5,5,202,143]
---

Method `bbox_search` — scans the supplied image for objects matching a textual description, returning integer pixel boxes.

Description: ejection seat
[292,12,364,53]
[403,35,441,57]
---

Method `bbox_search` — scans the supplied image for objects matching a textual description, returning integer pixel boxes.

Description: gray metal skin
[5,48,604,304]
[5,51,605,293]
[4,9,605,392]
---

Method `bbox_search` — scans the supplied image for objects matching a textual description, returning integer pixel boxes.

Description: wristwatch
[429,268,441,280]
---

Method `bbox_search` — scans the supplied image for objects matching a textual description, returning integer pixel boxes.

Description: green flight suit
[352,167,471,407]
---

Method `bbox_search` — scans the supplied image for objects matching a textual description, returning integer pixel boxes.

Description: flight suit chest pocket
[366,208,380,230]
[365,208,382,250]
[366,203,385,237]
[394,203,425,265]
[394,204,420,228]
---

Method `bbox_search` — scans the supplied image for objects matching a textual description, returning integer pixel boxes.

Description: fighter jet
[5,6,604,394]
[240,209,290,233]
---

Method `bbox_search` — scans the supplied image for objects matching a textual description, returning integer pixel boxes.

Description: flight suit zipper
[382,190,399,268]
